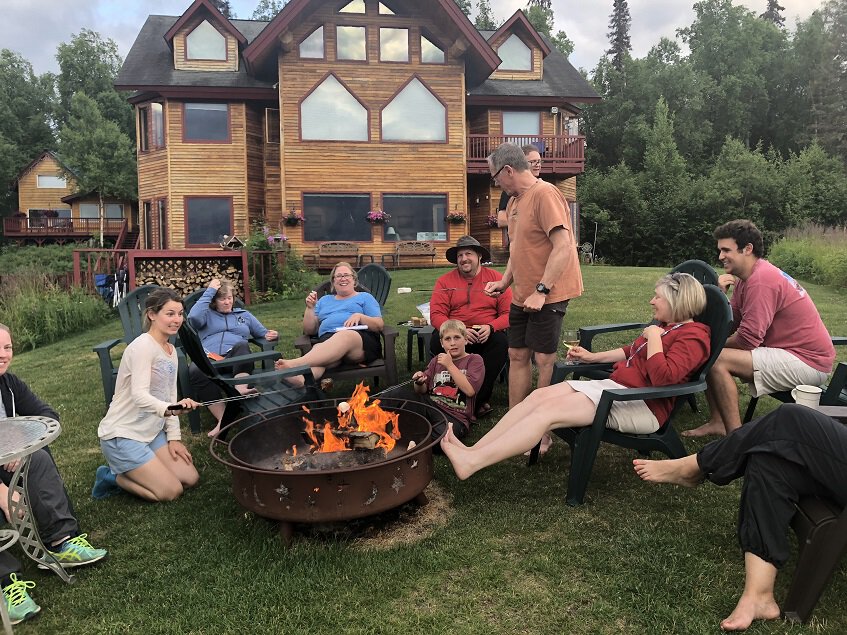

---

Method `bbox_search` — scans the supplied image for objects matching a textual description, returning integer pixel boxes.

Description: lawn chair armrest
[210,350,281,370]
[294,333,315,354]
[250,336,277,370]
[381,326,399,385]
[220,364,316,387]
[832,336,847,347]
[579,322,648,350]
[552,361,614,384]
[93,338,123,407]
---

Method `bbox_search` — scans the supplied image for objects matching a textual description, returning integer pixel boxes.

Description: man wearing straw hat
[430,235,511,417]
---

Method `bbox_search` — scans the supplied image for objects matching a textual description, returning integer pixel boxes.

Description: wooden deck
[466,134,585,175]
[3,217,126,243]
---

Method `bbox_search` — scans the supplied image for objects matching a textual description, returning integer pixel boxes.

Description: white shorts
[566,379,660,434]
[749,348,830,397]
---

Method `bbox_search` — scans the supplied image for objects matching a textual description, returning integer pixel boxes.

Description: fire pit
[210,391,445,543]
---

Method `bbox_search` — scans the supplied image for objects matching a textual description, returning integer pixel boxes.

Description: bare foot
[523,433,552,457]
[207,422,222,438]
[235,383,258,396]
[439,435,476,480]
[274,360,305,388]
[720,594,780,631]
[443,423,468,448]
[633,456,703,487]
[682,421,727,438]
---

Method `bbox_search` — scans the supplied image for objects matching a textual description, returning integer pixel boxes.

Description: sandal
[475,402,493,418]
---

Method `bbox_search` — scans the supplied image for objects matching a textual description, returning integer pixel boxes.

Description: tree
[552,30,574,58]
[525,2,554,38]
[760,0,786,27]
[475,0,497,30]
[606,0,632,71]
[454,0,473,17]
[252,0,287,21]
[59,93,137,246]
[55,30,134,140]
[210,0,233,19]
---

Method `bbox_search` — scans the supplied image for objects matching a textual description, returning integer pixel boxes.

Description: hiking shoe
[91,465,120,500]
[38,534,108,569]
[2,574,40,625]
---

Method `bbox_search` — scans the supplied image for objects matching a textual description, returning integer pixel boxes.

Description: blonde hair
[142,288,183,331]
[329,261,358,294]
[656,273,707,322]
[439,319,468,339]
[212,279,236,310]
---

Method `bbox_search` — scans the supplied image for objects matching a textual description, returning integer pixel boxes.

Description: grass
[8,265,847,634]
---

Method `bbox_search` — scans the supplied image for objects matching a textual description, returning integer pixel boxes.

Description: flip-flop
[475,402,493,417]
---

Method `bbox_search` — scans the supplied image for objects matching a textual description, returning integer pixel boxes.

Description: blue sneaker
[2,574,40,625]
[91,465,120,500]
[39,534,108,570]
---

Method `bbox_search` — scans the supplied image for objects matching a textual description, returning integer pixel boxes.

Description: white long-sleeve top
[98,332,181,443]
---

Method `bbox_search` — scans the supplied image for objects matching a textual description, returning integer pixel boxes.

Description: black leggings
[697,404,847,567]
[189,340,252,403]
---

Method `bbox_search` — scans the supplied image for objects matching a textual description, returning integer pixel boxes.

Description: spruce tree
[454,0,473,17]
[475,0,497,30]
[760,0,786,27]
[606,0,632,71]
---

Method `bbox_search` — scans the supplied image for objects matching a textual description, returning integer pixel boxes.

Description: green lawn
[9,265,847,634]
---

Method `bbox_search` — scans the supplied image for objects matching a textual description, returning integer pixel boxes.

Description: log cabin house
[115,0,599,264]
[4,150,138,247]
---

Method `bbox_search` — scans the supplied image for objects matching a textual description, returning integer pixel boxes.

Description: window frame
[138,105,149,152]
[380,74,448,144]
[183,195,234,248]
[184,19,228,62]
[150,103,165,149]
[298,25,325,60]
[501,111,543,139]
[36,174,67,189]
[378,27,409,63]
[335,24,368,63]
[182,102,231,144]
[301,192,374,243]
[298,72,371,143]
[497,33,534,72]
[381,193,449,242]
[419,32,446,65]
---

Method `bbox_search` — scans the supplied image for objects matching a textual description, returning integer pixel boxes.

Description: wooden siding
[173,16,238,72]
[489,32,543,81]
[17,155,74,214]
[245,105,266,223]
[275,2,470,263]
[136,101,171,249]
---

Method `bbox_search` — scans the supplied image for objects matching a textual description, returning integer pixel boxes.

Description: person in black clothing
[634,403,847,631]
[0,324,107,625]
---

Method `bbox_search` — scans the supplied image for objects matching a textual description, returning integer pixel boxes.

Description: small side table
[405,325,434,371]
[0,416,74,584]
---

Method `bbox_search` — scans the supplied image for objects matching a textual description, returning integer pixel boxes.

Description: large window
[185,197,232,245]
[380,28,408,62]
[421,35,444,64]
[184,103,229,142]
[186,20,226,60]
[139,106,149,151]
[382,194,446,241]
[498,34,531,71]
[80,203,124,219]
[502,111,540,138]
[151,103,164,147]
[299,26,324,58]
[301,75,368,141]
[36,174,67,188]
[303,194,371,242]
[382,78,445,142]
[337,26,366,61]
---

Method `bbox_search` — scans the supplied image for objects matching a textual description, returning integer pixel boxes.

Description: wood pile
[134,256,244,296]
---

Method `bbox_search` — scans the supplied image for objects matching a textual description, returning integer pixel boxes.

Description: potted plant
[445,210,467,224]
[366,209,391,224]
[283,209,304,226]
[485,214,499,228]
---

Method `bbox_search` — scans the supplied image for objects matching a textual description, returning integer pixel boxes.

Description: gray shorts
[749,347,830,397]
[566,379,660,434]
[100,430,168,475]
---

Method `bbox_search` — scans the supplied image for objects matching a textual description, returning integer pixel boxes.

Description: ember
[300,383,400,454]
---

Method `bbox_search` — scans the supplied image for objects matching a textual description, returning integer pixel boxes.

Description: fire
[300,383,400,454]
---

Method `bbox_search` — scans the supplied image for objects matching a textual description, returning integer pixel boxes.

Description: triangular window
[299,26,324,58]
[338,0,365,14]
[382,78,445,141]
[301,75,368,141]
[378,3,395,14]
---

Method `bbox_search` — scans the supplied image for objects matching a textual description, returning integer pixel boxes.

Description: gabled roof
[468,32,600,106]
[13,150,74,185]
[242,0,501,83]
[163,0,247,47]
[490,10,551,58]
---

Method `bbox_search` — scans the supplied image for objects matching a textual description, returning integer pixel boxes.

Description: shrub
[0,244,79,274]
[769,224,847,288]
[0,269,111,350]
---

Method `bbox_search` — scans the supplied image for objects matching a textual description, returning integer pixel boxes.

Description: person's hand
[484,280,505,296]
[642,324,664,339]
[475,324,492,343]
[344,313,363,327]
[208,278,222,290]
[436,352,455,370]
[167,398,200,414]
[168,440,193,464]
[265,329,279,341]
[718,274,736,293]
[305,291,318,309]
[466,326,480,344]
[2,460,21,474]
[522,291,545,312]
[565,345,593,363]
[412,371,428,385]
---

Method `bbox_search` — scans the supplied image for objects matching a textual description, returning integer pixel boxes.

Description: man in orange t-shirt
[484,143,583,452]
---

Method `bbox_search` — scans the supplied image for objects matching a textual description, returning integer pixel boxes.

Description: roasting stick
[167,389,288,411]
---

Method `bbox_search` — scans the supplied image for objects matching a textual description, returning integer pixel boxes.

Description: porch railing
[3,216,126,237]
[466,134,585,174]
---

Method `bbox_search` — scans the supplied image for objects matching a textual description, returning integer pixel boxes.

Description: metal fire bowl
[209,397,444,524]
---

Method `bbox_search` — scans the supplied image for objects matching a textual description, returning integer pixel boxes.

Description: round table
[0,416,74,584]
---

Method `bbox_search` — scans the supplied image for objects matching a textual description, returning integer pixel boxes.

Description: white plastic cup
[791,384,822,409]
[397,287,412,294]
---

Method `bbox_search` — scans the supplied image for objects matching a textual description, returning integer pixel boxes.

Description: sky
[2,0,823,77]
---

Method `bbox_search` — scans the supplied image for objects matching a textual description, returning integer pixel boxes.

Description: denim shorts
[100,430,168,475]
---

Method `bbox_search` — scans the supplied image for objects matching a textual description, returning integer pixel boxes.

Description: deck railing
[3,216,126,237]
[466,134,585,174]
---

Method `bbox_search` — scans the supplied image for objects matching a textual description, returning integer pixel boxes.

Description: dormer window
[498,34,531,71]
[382,78,445,142]
[380,28,408,62]
[421,35,444,64]
[186,20,226,61]
[299,26,324,59]
[337,26,367,61]
[338,0,365,13]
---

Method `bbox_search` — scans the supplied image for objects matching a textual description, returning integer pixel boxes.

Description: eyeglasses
[491,164,508,184]
[334,273,354,279]
[528,160,542,167]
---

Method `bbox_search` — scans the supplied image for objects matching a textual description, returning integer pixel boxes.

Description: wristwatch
[535,283,551,295]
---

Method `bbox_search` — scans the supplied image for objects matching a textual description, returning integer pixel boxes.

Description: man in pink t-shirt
[685,220,835,438]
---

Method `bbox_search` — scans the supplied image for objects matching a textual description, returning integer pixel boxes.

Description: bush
[769,225,847,287]
[0,244,79,274]
[0,270,111,350]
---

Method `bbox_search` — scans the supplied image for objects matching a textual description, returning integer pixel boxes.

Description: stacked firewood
[134,257,244,296]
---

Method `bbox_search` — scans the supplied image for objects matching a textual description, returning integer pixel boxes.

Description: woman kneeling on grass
[94,288,200,502]
[441,273,710,479]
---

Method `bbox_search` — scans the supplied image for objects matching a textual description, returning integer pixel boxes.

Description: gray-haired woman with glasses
[441,273,711,479]
[274,262,383,385]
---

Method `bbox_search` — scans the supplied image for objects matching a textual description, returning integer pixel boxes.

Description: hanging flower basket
[366,209,391,224]
[485,214,499,228]
[283,211,304,226]
[445,211,467,224]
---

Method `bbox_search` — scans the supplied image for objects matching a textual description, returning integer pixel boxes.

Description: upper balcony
[467,134,585,176]
[3,216,126,244]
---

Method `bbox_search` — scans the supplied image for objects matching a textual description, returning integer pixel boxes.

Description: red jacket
[430,268,512,332]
